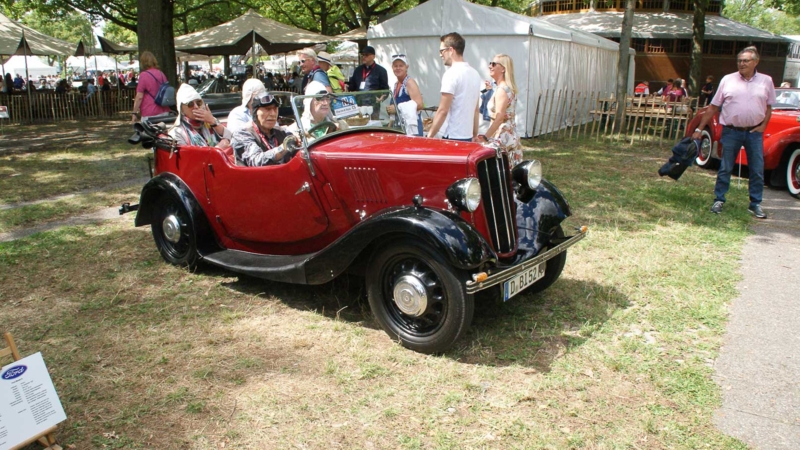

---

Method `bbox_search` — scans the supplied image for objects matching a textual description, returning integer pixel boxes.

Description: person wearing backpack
[132,51,171,122]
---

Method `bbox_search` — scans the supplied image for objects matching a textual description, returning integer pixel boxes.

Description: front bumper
[465,226,588,294]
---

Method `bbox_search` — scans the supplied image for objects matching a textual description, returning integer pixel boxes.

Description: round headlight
[465,178,482,212]
[446,178,482,212]
[526,160,542,189]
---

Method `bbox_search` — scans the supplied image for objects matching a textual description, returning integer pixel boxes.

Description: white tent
[368,0,634,137]
[65,55,124,72]
[2,55,59,77]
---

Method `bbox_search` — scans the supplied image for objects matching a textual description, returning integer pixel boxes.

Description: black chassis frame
[133,171,573,287]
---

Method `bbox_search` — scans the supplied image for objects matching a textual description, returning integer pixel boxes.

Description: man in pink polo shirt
[692,46,774,219]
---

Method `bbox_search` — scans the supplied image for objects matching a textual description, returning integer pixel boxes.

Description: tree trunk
[137,0,177,86]
[689,0,708,97]
[613,0,635,134]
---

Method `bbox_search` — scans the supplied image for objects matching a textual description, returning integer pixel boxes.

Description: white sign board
[0,352,67,450]
[0,107,8,119]
[332,95,359,119]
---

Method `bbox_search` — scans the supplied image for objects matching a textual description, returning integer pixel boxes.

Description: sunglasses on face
[438,47,451,55]
[489,62,503,68]
[186,99,204,108]
[299,59,309,64]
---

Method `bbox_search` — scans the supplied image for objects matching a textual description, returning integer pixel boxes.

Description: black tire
[366,239,474,354]
[523,226,567,296]
[695,129,719,169]
[787,147,800,199]
[151,194,199,268]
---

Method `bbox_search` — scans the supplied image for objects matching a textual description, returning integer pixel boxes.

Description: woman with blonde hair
[131,51,170,122]
[475,53,523,166]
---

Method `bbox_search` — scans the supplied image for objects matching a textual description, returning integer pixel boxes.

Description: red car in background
[124,90,586,354]
[688,88,800,198]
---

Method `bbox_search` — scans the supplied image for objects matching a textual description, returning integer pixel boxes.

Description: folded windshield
[774,89,800,110]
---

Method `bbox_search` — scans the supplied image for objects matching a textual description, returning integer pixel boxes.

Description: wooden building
[533,0,789,90]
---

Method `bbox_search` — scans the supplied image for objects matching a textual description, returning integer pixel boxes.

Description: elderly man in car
[231,93,294,166]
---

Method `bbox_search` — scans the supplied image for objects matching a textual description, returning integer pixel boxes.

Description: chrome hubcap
[701,137,711,160]
[794,163,800,187]
[393,275,428,317]
[162,215,182,244]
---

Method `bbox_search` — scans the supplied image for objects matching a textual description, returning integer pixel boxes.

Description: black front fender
[515,178,571,256]
[304,206,495,285]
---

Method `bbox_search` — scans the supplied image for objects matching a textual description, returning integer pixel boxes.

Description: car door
[205,151,328,243]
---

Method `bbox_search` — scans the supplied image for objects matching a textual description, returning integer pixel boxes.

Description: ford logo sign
[2,365,27,380]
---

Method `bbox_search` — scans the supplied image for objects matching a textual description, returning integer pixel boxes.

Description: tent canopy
[174,9,330,56]
[96,36,137,55]
[368,0,630,137]
[2,55,59,77]
[0,12,73,56]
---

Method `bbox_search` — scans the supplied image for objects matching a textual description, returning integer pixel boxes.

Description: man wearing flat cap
[347,46,389,93]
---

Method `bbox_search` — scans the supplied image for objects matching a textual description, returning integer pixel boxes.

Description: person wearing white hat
[385,53,423,136]
[297,48,331,94]
[227,78,267,133]
[169,83,231,148]
[317,51,345,94]
[287,81,348,139]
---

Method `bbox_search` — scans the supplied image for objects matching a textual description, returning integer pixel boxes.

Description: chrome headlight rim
[446,177,482,212]
[512,160,543,190]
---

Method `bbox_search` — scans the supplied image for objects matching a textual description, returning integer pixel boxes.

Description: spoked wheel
[788,147,800,199]
[151,195,199,268]
[523,225,567,296]
[366,239,473,354]
[695,129,717,169]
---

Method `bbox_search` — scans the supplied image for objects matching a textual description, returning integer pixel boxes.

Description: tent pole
[22,31,32,123]
[252,30,256,78]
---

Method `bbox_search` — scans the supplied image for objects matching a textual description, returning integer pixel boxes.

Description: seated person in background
[287,81,348,138]
[227,78,267,133]
[232,93,294,166]
[665,78,685,102]
[169,83,231,148]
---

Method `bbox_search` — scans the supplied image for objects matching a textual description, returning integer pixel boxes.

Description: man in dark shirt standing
[347,46,389,92]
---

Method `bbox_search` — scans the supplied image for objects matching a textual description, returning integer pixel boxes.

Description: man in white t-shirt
[427,32,482,141]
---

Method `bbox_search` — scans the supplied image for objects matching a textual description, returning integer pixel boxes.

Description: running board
[201,249,312,284]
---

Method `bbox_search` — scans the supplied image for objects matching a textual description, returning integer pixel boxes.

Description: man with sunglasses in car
[232,93,296,166]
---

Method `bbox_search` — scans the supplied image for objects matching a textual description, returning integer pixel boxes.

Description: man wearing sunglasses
[427,32,481,141]
[232,93,296,166]
[297,48,332,94]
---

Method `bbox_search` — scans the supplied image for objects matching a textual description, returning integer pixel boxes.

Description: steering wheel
[307,121,338,139]
[283,136,301,156]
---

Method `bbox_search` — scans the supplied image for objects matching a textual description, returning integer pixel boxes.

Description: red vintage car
[689,88,800,198]
[124,90,586,353]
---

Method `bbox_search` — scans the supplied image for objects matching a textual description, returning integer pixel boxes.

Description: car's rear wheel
[523,226,567,296]
[151,195,199,268]
[366,239,473,354]
[788,147,800,198]
[695,129,717,169]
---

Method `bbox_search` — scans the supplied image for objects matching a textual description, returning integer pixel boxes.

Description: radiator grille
[477,155,516,253]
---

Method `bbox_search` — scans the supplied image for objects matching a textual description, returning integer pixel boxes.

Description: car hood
[311,130,496,163]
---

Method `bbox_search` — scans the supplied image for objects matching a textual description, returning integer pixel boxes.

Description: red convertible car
[124,90,586,353]
[689,88,800,198]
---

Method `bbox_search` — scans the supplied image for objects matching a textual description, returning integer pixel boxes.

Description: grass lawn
[0,136,753,449]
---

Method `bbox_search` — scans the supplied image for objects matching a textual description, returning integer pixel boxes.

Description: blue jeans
[714,127,765,207]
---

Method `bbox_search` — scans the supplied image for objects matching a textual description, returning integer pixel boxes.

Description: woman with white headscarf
[169,84,232,148]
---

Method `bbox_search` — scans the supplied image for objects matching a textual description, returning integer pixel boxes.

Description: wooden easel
[1,332,62,450]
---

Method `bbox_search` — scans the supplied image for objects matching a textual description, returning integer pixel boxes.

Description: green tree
[18,10,93,45]
[724,0,800,35]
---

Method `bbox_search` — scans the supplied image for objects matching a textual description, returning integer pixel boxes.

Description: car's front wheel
[695,129,717,169]
[151,194,199,268]
[366,239,474,354]
[788,147,800,199]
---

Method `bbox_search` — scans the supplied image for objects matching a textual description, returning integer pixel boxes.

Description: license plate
[503,263,546,301]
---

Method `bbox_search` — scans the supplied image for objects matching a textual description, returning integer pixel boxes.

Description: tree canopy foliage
[724,0,800,35]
